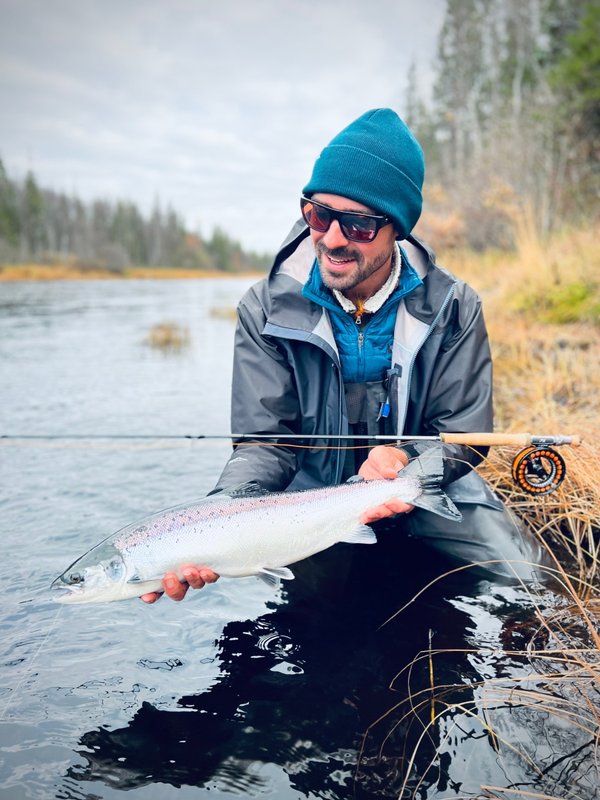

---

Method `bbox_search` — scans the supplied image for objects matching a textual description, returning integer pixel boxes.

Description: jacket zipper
[356,319,365,382]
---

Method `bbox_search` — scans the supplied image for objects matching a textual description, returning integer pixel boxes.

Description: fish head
[51,541,128,604]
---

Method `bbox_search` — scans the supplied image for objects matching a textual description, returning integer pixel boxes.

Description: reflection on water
[57,533,598,800]
[64,536,477,799]
[0,280,597,799]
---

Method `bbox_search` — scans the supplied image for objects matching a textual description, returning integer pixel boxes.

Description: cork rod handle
[440,432,582,447]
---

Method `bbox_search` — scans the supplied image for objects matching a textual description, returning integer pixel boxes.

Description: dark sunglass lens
[302,201,330,232]
[341,215,377,242]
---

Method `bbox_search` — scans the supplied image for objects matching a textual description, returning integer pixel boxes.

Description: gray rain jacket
[213,222,502,511]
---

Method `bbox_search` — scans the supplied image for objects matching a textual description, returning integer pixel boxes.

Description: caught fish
[52,449,461,604]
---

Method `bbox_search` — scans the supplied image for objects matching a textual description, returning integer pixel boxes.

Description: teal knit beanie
[302,108,425,239]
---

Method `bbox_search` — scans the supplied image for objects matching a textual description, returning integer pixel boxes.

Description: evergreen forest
[0,0,598,271]
[0,163,272,273]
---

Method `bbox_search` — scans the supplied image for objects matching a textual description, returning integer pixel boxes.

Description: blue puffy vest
[302,252,422,383]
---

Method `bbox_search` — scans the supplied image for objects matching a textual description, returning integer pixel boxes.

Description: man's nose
[321,220,349,249]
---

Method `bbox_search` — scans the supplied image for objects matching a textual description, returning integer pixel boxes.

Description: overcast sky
[0,0,445,253]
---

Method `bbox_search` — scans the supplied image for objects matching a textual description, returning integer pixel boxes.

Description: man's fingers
[360,501,415,524]
[199,568,219,584]
[139,565,220,603]
[182,565,219,589]
[358,446,409,481]
[163,572,189,601]
[360,463,399,480]
[140,591,164,604]
[182,568,206,590]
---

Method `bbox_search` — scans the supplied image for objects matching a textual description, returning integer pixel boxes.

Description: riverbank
[0,263,266,281]
[445,225,599,580]
[429,223,600,795]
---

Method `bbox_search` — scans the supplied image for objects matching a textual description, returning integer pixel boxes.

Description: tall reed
[372,224,600,799]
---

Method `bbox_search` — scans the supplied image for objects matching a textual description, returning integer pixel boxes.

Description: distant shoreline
[0,264,267,281]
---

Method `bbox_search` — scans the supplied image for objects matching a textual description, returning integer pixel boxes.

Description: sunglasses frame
[300,195,392,243]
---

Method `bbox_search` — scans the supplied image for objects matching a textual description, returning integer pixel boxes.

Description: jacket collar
[301,242,423,315]
[267,222,454,329]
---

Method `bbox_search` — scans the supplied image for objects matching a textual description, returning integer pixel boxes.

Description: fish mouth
[50,575,84,603]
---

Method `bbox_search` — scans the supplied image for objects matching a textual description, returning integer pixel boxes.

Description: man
[142,108,542,604]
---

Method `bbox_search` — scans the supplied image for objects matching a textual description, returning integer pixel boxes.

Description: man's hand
[140,565,220,604]
[358,446,414,524]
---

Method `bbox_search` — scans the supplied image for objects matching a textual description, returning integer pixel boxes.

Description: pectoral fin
[126,573,164,584]
[257,567,295,587]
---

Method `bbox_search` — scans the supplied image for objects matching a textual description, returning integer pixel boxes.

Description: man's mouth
[320,249,358,270]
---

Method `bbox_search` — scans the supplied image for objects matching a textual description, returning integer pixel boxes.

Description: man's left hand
[358,446,414,523]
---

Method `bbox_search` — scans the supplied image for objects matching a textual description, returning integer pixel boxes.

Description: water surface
[0,279,596,799]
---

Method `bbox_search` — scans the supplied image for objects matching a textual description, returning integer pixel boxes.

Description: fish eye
[68,572,84,585]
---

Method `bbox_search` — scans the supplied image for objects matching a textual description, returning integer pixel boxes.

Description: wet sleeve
[212,287,300,493]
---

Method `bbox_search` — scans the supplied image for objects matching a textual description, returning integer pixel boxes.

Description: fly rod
[0,432,581,445]
[1,431,581,494]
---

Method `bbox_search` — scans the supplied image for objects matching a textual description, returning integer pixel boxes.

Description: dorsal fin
[227,481,269,499]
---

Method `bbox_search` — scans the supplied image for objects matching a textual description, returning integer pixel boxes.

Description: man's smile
[326,253,355,268]
[318,246,360,272]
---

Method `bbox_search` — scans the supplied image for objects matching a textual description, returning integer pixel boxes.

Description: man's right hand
[140,565,220,603]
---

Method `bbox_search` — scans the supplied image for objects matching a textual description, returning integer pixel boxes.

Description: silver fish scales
[52,449,460,604]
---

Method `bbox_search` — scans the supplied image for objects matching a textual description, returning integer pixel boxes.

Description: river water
[0,279,596,799]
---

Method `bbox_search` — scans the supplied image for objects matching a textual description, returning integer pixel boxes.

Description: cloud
[0,0,445,252]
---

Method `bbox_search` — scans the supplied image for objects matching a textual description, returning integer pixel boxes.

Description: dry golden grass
[444,224,600,589]
[368,620,600,798]
[0,263,121,281]
[143,322,191,352]
[374,224,600,798]
[0,263,265,281]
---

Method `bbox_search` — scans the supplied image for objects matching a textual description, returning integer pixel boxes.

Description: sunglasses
[300,196,392,243]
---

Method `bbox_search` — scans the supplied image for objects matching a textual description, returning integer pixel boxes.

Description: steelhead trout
[52,449,461,604]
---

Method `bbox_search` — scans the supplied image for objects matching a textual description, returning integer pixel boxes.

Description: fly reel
[511,446,567,495]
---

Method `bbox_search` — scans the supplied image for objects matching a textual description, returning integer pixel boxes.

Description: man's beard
[315,242,392,293]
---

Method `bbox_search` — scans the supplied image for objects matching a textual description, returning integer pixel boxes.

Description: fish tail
[400,447,462,521]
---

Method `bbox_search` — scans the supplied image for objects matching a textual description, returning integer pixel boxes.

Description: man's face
[309,194,397,301]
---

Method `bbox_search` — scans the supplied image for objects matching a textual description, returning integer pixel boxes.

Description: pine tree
[0,158,19,255]
[21,170,46,257]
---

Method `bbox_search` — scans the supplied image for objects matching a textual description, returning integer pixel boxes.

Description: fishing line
[0,439,225,451]
[0,602,64,722]
[0,434,433,453]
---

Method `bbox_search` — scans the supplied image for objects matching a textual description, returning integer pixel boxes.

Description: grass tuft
[143,322,191,352]
[370,224,600,797]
